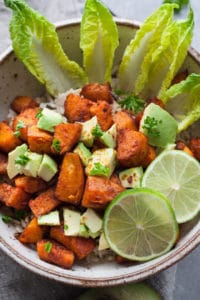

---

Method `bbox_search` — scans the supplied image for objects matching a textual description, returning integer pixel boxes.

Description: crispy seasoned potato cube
[27,125,53,154]
[64,93,93,122]
[175,141,194,157]
[14,176,47,194]
[80,83,113,103]
[189,138,200,160]
[18,217,47,244]
[0,122,21,153]
[113,111,137,132]
[110,173,122,186]
[0,183,12,204]
[142,146,157,168]
[50,225,96,260]
[29,188,61,217]
[90,100,113,131]
[55,153,85,205]
[52,123,82,154]
[0,183,30,209]
[11,96,39,113]
[0,152,8,175]
[37,239,75,269]
[12,108,38,141]
[117,129,149,168]
[82,176,124,209]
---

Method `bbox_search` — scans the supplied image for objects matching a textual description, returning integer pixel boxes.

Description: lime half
[142,150,200,223]
[103,188,178,261]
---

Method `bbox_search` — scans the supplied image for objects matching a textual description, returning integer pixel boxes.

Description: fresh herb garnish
[15,154,30,166]
[92,125,103,138]
[2,215,13,223]
[35,108,43,119]
[14,120,26,137]
[119,94,145,114]
[14,209,26,220]
[52,139,61,153]
[142,116,162,137]
[45,242,52,253]
[64,224,69,231]
[90,163,110,177]
[114,89,124,96]
[163,0,189,11]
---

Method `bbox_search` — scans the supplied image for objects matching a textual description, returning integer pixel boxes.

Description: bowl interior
[0,19,199,287]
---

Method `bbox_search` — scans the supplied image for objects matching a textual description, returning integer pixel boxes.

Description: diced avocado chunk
[140,103,178,147]
[37,108,64,132]
[79,224,90,238]
[23,151,43,177]
[80,116,98,147]
[7,144,28,179]
[81,208,102,234]
[38,210,60,226]
[37,154,58,182]
[86,148,116,178]
[74,142,92,166]
[119,167,143,188]
[100,124,117,149]
[63,208,81,236]
[88,229,101,239]
[98,232,110,251]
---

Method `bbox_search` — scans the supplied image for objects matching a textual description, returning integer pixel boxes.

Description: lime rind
[103,188,178,261]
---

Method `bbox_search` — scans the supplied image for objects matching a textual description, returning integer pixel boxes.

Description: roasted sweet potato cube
[14,176,47,194]
[175,141,194,157]
[0,152,8,175]
[82,176,124,209]
[90,100,113,131]
[117,129,149,168]
[52,123,82,154]
[37,239,75,269]
[80,83,113,103]
[64,93,93,122]
[55,153,85,205]
[113,111,137,132]
[50,225,96,260]
[110,173,122,186]
[0,122,21,153]
[0,183,12,204]
[12,107,38,141]
[142,146,157,168]
[11,96,39,113]
[18,217,47,244]
[189,138,200,160]
[0,183,30,209]
[29,188,61,217]
[27,125,53,154]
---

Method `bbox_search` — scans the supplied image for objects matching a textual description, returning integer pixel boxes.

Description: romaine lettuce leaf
[5,0,88,96]
[80,0,119,83]
[164,73,200,132]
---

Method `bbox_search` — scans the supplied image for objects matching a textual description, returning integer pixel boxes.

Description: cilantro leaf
[44,242,52,253]
[163,0,189,11]
[119,94,145,114]
[35,108,43,119]
[92,125,103,138]
[90,162,110,177]
[15,154,30,166]
[14,120,26,137]
[64,224,69,231]
[2,215,13,223]
[142,116,162,137]
[52,139,61,153]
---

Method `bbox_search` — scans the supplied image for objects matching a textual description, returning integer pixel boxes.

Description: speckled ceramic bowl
[0,19,199,287]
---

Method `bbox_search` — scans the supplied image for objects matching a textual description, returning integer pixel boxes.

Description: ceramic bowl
[0,19,199,287]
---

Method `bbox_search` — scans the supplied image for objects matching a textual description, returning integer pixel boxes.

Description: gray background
[0,0,199,299]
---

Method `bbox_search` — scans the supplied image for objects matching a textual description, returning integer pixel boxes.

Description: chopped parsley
[114,89,124,96]
[64,224,69,231]
[52,139,61,153]
[14,120,26,137]
[92,124,103,138]
[15,154,30,166]
[90,162,110,178]
[45,242,52,253]
[142,116,162,137]
[2,215,12,223]
[35,108,43,119]
[119,94,145,114]
[163,0,189,11]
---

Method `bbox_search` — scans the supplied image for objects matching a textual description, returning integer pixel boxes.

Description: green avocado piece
[100,124,117,148]
[80,116,98,147]
[119,167,143,188]
[79,224,90,238]
[81,208,102,234]
[37,108,64,132]
[63,208,81,236]
[23,151,43,177]
[38,210,60,226]
[74,142,92,166]
[7,144,28,179]
[37,154,58,182]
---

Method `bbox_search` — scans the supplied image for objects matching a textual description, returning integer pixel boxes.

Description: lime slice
[103,188,178,261]
[77,282,161,300]
[142,150,200,223]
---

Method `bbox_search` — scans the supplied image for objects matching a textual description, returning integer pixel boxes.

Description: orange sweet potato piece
[11,96,39,113]
[50,225,96,260]
[142,146,157,168]
[12,108,38,141]
[18,217,47,244]
[52,123,82,154]
[14,176,47,194]
[55,153,85,205]
[176,141,194,157]
[27,125,53,154]
[29,188,61,217]
[90,100,113,131]
[110,172,122,186]
[37,239,75,269]
[82,176,124,209]
[189,138,200,160]
[113,111,137,132]
[64,93,93,122]
[0,152,8,175]
[81,83,113,103]
[0,183,30,209]
[0,122,21,153]
[0,183,12,204]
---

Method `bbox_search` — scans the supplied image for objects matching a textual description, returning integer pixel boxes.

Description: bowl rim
[0,18,199,287]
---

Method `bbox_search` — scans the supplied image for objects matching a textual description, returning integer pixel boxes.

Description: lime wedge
[142,150,200,223]
[77,282,161,300]
[103,188,178,261]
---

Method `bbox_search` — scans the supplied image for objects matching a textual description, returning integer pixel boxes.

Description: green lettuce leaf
[5,0,88,96]
[117,4,176,93]
[80,0,119,83]
[164,73,200,132]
